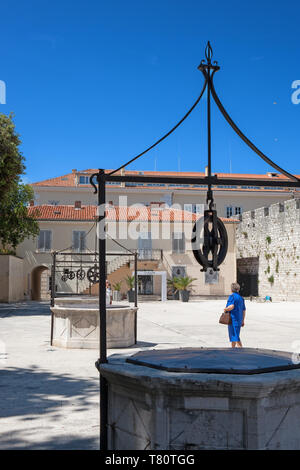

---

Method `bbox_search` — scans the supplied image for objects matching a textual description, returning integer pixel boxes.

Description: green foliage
[267,275,274,285]
[0,113,39,252]
[276,259,279,273]
[112,281,122,291]
[173,276,197,292]
[0,113,25,201]
[265,252,271,260]
[242,231,248,238]
[125,275,135,290]
[167,277,180,293]
[266,236,271,244]
[0,184,39,251]
[267,265,270,274]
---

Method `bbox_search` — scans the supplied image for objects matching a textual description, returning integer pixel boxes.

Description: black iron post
[97,169,108,450]
[50,251,56,346]
[134,251,138,308]
[134,251,138,343]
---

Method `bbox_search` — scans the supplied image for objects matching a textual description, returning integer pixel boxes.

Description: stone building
[236,198,300,301]
[12,204,238,301]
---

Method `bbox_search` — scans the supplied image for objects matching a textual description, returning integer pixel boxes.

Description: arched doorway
[31,265,50,300]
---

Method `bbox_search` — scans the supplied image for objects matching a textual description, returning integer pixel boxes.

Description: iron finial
[205,41,213,64]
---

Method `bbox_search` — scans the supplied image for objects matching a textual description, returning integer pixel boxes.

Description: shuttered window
[172,232,185,253]
[38,230,52,251]
[72,231,86,251]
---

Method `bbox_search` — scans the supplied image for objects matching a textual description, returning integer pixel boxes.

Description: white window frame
[72,231,86,252]
[37,230,52,252]
[172,232,185,254]
[225,205,243,218]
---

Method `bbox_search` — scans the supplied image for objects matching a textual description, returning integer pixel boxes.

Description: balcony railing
[137,249,163,261]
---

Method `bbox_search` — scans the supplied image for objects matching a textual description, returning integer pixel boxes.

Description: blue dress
[226,292,246,342]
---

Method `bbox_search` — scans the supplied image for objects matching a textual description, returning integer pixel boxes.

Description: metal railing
[137,249,163,260]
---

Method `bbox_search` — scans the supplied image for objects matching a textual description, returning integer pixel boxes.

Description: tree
[0,113,25,201]
[0,113,39,253]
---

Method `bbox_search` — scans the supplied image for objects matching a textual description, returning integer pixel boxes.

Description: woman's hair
[231,282,240,293]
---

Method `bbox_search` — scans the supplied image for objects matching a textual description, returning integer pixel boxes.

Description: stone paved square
[0,300,300,449]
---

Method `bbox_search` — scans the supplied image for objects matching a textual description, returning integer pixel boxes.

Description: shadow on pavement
[0,366,98,418]
[0,301,51,318]
[0,365,99,449]
[0,430,99,450]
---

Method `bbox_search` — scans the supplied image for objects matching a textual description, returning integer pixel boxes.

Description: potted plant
[112,281,122,301]
[167,277,180,300]
[175,276,196,302]
[125,275,135,302]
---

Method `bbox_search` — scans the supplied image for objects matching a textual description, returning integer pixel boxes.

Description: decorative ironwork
[90,42,300,450]
[87,265,100,284]
[192,210,228,272]
[76,268,85,280]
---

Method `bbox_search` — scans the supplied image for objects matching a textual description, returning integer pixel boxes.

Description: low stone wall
[236,198,300,300]
[100,348,300,450]
[0,255,24,302]
[51,297,137,349]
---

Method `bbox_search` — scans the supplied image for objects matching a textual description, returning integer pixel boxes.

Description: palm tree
[167,277,180,299]
[174,276,197,302]
[112,281,123,301]
[125,275,135,302]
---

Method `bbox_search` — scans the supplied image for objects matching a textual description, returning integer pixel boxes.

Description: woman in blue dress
[223,282,246,348]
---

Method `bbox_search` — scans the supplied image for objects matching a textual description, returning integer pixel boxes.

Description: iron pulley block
[191,208,228,272]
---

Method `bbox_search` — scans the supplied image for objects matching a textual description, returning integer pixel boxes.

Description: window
[172,232,185,254]
[48,200,60,206]
[38,230,52,251]
[184,204,204,214]
[72,231,86,251]
[79,176,89,184]
[79,175,97,185]
[138,232,152,259]
[225,206,242,217]
[225,206,233,218]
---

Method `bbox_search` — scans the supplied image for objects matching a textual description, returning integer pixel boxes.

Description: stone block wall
[0,255,24,302]
[236,198,300,301]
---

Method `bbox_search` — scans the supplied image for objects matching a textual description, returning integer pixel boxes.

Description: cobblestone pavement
[1,299,300,449]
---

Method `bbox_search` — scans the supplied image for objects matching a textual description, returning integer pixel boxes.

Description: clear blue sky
[1,0,299,183]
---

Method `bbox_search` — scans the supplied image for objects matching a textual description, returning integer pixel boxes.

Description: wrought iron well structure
[90,42,300,450]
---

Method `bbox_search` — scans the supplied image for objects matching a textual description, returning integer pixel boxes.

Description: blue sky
[1,0,299,183]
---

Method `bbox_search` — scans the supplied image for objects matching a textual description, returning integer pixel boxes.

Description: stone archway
[31,265,50,300]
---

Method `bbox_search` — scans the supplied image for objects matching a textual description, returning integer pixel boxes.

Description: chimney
[29,200,34,207]
[72,169,77,173]
[120,167,125,187]
[74,201,81,209]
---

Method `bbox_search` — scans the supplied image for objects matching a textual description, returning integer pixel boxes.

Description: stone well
[51,297,137,349]
[99,347,300,450]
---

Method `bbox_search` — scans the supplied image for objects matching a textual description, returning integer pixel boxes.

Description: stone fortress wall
[236,198,300,301]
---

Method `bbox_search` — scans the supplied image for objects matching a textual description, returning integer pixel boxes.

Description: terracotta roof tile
[32,168,300,191]
[28,204,238,223]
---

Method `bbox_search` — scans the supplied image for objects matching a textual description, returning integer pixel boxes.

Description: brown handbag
[219,311,232,325]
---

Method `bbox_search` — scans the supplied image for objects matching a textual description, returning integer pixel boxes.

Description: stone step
[137,294,161,302]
